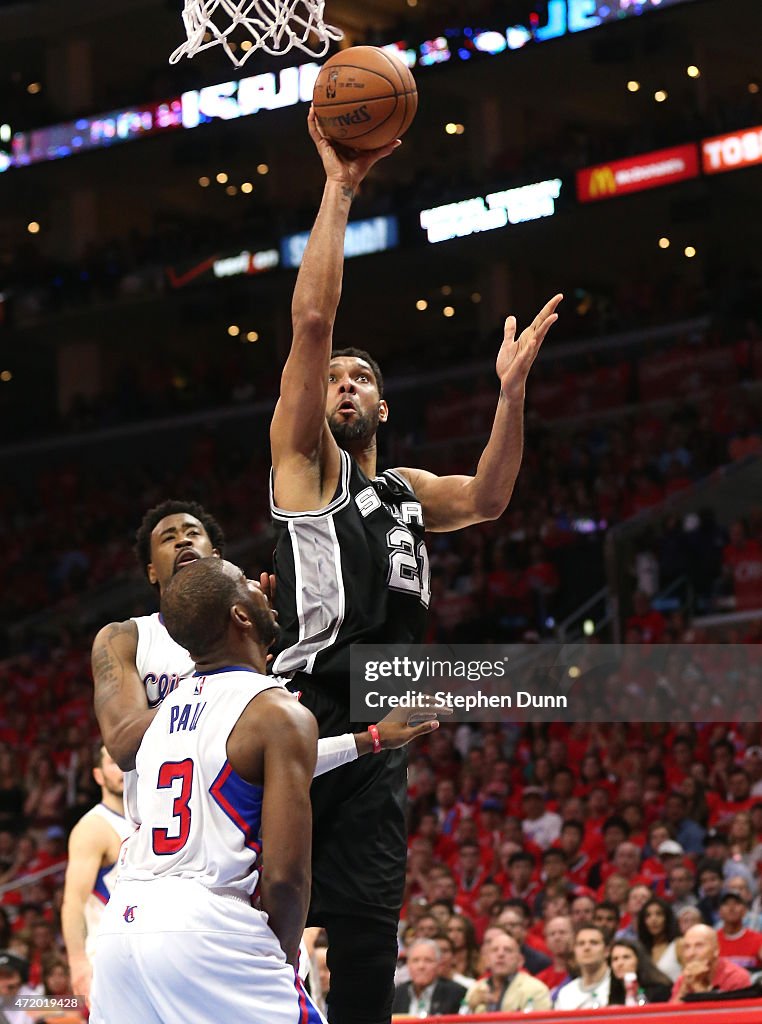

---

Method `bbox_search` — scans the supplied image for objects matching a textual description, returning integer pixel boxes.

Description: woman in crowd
[446,914,480,980]
[637,897,682,981]
[608,938,673,1004]
[728,811,762,873]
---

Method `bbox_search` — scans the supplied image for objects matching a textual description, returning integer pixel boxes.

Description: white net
[169,0,343,67]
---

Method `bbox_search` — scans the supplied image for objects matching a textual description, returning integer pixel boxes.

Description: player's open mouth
[174,551,199,570]
[338,401,357,415]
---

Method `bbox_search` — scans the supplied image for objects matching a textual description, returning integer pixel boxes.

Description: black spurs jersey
[270,448,430,699]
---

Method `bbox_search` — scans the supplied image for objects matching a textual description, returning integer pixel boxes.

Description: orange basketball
[313,46,418,151]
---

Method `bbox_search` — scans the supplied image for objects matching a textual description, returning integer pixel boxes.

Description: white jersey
[120,668,284,898]
[82,803,133,959]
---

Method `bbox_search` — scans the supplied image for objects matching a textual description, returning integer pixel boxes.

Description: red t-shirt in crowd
[717,927,762,971]
[537,965,570,990]
[723,539,762,610]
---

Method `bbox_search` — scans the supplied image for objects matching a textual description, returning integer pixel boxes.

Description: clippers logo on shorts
[143,672,181,708]
[123,905,136,923]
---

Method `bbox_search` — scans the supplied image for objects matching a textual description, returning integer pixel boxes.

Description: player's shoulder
[92,618,138,653]
[68,806,114,848]
[249,687,317,742]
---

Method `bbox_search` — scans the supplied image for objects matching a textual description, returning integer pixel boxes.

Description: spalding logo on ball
[313,45,418,150]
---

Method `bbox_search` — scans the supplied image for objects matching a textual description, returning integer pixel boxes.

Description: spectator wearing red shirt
[499,851,540,904]
[712,769,758,827]
[557,820,592,887]
[722,520,762,611]
[536,916,574,991]
[452,842,490,913]
[469,880,503,944]
[671,924,752,1001]
[717,889,762,971]
[547,767,576,813]
[626,590,666,643]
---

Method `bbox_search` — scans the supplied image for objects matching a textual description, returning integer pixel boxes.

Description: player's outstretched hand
[377,700,453,749]
[308,106,400,193]
[497,294,563,401]
[253,571,276,604]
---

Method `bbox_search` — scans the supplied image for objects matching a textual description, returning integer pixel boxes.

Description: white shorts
[90,877,325,1024]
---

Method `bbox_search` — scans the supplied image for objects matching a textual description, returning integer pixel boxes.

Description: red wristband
[368,724,382,754]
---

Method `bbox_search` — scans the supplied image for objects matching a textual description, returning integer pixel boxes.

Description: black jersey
[270,448,430,701]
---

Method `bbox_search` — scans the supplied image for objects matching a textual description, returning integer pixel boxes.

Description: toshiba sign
[702,126,762,174]
[576,143,699,202]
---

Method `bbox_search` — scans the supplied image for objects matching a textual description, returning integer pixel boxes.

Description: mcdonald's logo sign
[588,166,616,197]
[577,143,699,203]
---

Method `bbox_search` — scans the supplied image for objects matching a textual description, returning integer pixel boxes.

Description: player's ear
[378,400,389,424]
[231,603,252,629]
[147,563,158,585]
[212,549,221,560]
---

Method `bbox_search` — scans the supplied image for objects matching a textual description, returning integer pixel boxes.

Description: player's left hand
[496,293,563,400]
[253,572,276,604]
[377,700,453,749]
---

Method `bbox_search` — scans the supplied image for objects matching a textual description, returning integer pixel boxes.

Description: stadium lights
[445,123,457,134]
[441,285,452,295]
[654,90,668,103]
[246,331,259,342]
[416,300,428,311]
[583,619,595,637]
[228,325,240,337]
[241,40,253,52]
[27,82,41,95]
[27,221,40,234]
[627,80,640,93]
[750,83,760,95]
[687,65,700,78]
[257,164,269,175]
[658,237,670,249]
[471,293,482,304]
[685,245,697,258]
[226,185,238,195]
[198,176,210,187]
[241,182,253,193]
[216,171,228,184]
[443,306,455,317]
[0,124,10,144]
[0,370,11,383]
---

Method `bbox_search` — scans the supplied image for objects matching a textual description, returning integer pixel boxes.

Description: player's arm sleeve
[60,819,106,966]
[260,699,318,966]
[92,620,157,771]
[313,734,358,777]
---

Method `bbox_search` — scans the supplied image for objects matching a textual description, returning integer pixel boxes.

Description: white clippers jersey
[83,803,133,959]
[119,668,284,898]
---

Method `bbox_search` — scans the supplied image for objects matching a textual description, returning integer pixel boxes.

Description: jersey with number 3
[118,669,284,898]
[270,449,430,697]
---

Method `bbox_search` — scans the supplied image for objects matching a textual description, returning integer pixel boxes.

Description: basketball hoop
[169,0,343,68]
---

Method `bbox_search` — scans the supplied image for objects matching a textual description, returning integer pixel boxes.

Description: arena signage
[166,247,280,288]
[2,2,695,172]
[576,143,699,202]
[281,216,399,269]
[702,126,762,175]
[11,100,184,168]
[419,179,562,244]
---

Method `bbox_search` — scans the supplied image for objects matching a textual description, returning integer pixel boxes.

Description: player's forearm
[260,876,311,966]
[96,709,156,772]
[60,899,89,963]
[467,385,526,520]
[291,180,353,333]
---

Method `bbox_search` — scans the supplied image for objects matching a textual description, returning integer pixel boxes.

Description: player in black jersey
[270,109,562,1024]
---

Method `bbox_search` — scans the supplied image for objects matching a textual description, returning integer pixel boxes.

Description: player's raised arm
[397,295,563,532]
[91,620,155,771]
[237,693,318,967]
[270,109,400,511]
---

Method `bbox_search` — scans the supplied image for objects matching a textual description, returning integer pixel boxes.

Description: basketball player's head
[327,348,388,447]
[161,557,279,663]
[93,745,124,797]
[135,500,225,592]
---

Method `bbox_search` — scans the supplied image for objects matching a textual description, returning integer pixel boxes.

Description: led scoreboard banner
[1,0,697,173]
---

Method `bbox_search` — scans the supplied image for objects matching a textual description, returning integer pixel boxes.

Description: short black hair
[161,558,240,659]
[134,500,225,577]
[603,815,630,836]
[562,819,585,838]
[594,900,620,922]
[331,347,385,398]
[508,851,535,867]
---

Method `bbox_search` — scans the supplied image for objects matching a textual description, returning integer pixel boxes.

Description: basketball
[312,46,418,150]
